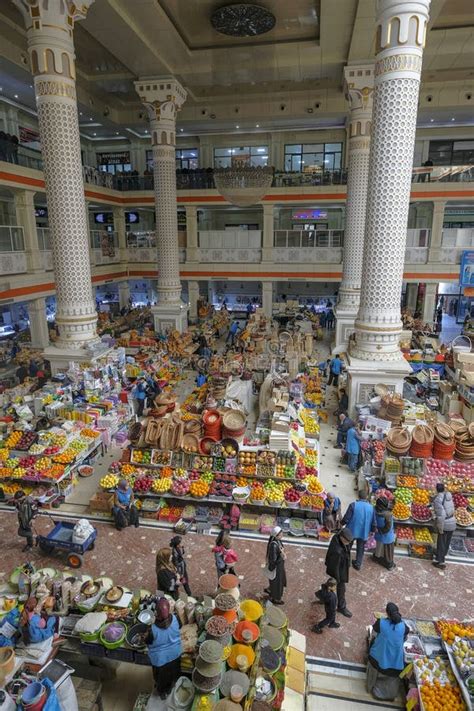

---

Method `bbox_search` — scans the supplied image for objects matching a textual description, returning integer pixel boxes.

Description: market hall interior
[0,0,474,710]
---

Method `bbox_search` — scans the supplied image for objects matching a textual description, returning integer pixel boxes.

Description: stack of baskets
[203,409,222,440]
[432,423,456,460]
[222,410,247,440]
[453,423,474,462]
[379,393,405,424]
[409,424,434,458]
[386,427,412,456]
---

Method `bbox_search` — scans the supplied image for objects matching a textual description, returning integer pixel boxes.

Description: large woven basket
[222,410,246,432]
[411,424,434,445]
[386,427,412,455]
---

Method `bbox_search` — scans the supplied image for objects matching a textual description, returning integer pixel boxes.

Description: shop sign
[97,151,130,165]
[292,209,328,220]
[460,250,474,288]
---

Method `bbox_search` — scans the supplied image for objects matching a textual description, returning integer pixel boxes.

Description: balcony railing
[404,247,429,264]
[411,165,474,183]
[200,248,262,263]
[0,225,25,252]
[199,230,261,250]
[89,230,120,265]
[273,247,342,263]
[274,229,344,248]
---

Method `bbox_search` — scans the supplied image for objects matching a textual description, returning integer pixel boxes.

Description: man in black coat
[323,527,353,617]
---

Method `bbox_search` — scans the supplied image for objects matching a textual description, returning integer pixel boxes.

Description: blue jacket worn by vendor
[147,615,182,667]
[369,617,409,674]
[329,357,342,375]
[342,500,376,541]
[375,510,395,545]
[345,427,361,455]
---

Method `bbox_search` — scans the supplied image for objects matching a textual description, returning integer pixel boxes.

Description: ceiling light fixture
[211,4,276,37]
[430,118,434,122]
[236,125,239,129]
[89,117,93,121]
[93,132,97,136]
[116,131,119,135]
[256,124,260,128]
[14,94,18,99]
[180,128,184,132]
[451,117,455,121]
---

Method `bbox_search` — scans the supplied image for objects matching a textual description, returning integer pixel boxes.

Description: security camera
[280,104,286,111]
[138,111,144,120]
[234,107,240,114]
[426,95,433,102]
[314,102,321,109]
[466,93,472,101]
[201,109,208,116]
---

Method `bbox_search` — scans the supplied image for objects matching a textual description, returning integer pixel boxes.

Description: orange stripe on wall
[0,171,45,189]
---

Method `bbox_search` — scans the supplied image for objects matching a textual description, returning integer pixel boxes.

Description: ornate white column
[113,207,128,263]
[185,205,199,263]
[14,0,100,370]
[262,282,273,318]
[422,283,438,325]
[262,204,275,262]
[27,298,50,349]
[118,281,130,310]
[334,65,374,351]
[346,0,431,409]
[188,281,200,322]
[428,200,447,262]
[135,77,188,333]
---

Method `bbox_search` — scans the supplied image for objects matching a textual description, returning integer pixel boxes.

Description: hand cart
[36,519,97,569]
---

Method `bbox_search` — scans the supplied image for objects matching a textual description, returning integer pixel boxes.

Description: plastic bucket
[22,681,47,710]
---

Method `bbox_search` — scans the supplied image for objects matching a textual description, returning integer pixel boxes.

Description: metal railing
[199,248,262,263]
[0,225,25,252]
[274,229,344,248]
[411,165,474,183]
[273,246,342,263]
[198,230,261,249]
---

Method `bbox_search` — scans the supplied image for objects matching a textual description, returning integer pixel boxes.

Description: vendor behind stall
[14,490,38,551]
[20,597,57,644]
[366,602,409,701]
[146,597,182,700]
[113,479,139,531]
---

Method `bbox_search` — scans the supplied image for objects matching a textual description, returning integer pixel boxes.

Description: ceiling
[0,0,473,141]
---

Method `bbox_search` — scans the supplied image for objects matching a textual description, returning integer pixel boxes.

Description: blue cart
[36,520,97,569]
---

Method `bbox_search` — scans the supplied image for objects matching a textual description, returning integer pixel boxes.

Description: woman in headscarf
[155,547,180,600]
[264,527,287,605]
[373,497,396,570]
[170,536,191,596]
[323,491,342,532]
[366,602,409,701]
[145,597,182,700]
[112,479,139,531]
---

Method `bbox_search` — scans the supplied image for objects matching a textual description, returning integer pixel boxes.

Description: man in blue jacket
[345,423,362,472]
[328,354,342,386]
[341,490,376,570]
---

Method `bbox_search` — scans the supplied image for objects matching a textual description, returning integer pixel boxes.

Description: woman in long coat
[264,526,287,605]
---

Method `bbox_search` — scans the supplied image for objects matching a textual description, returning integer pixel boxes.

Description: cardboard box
[89,493,113,512]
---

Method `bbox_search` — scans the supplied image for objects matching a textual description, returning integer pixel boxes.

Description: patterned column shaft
[13,0,98,349]
[351,0,431,361]
[135,78,187,304]
[338,66,374,311]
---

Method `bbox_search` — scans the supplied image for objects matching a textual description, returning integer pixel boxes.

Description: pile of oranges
[437,620,474,644]
[420,681,466,710]
[190,480,209,497]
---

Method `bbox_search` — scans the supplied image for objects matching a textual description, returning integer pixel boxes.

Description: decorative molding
[35,79,76,99]
[375,53,422,77]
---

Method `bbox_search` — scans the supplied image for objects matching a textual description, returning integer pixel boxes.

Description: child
[312,578,339,634]
[212,532,239,580]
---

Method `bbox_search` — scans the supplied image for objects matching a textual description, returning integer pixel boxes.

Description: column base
[152,302,188,334]
[345,353,411,416]
[43,343,114,376]
[333,306,357,354]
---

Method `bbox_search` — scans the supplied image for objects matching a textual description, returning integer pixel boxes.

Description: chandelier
[213,166,274,207]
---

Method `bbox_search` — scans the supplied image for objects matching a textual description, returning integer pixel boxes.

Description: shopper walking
[212,531,239,580]
[321,527,353,618]
[323,492,342,532]
[327,354,342,386]
[156,547,180,600]
[226,320,240,346]
[264,526,287,605]
[373,497,396,570]
[312,578,339,634]
[14,491,37,552]
[432,483,456,569]
[132,377,147,417]
[145,597,182,700]
[112,479,139,530]
[346,423,362,473]
[341,490,376,570]
[334,387,349,417]
[367,602,409,701]
[170,535,192,596]
[335,412,355,449]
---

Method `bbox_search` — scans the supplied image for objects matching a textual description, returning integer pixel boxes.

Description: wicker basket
[222,410,246,432]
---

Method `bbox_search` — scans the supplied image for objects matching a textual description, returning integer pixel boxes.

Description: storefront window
[97,152,132,174]
[146,148,199,170]
[213,146,269,168]
[284,143,343,173]
[428,140,474,166]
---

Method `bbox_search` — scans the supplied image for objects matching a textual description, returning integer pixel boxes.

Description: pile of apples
[284,487,301,504]
[395,525,414,540]
[452,493,469,509]
[372,440,386,466]
[133,476,154,493]
[19,455,37,468]
[16,432,37,451]
[411,503,432,521]
[171,478,190,496]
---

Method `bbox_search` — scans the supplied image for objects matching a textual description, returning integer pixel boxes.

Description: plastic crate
[106,647,135,663]
[134,651,151,666]
[80,641,106,658]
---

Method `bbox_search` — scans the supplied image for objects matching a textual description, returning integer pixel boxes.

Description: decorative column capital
[134,77,187,146]
[13,0,94,29]
[343,65,374,111]
[374,0,430,81]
